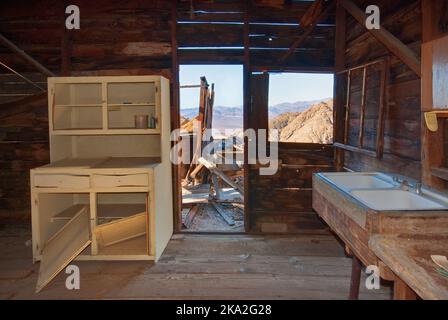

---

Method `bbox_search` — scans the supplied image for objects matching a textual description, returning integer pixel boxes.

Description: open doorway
[179,65,244,233]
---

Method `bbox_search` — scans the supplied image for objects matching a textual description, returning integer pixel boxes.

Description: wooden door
[36,208,90,292]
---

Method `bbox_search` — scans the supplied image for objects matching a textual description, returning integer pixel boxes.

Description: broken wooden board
[182,193,210,205]
[182,184,212,204]
[198,157,244,194]
[95,213,146,249]
[183,205,201,229]
[211,201,235,226]
[36,208,91,293]
[211,174,223,200]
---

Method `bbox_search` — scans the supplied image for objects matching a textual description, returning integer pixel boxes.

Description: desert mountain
[271,99,333,144]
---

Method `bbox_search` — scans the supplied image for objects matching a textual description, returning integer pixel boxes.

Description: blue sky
[180,65,243,109]
[269,72,334,105]
[179,65,333,109]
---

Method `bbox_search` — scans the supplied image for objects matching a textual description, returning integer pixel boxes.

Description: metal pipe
[0,61,46,91]
[0,33,55,77]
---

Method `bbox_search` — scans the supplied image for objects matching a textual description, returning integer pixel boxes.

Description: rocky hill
[270,99,333,144]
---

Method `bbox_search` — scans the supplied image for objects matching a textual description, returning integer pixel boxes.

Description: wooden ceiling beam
[340,0,421,77]
[279,0,334,63]
[299,0,325,28]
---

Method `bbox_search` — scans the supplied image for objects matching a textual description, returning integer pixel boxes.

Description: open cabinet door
[95,212,146,249]
[36,208,91,293]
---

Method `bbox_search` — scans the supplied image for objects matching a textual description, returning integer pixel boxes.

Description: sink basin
[350,189,448,211]
[319,172,394,192]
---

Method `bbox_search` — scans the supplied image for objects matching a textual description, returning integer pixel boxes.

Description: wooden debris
[198,157,244,194]
[185,76,215,183]
[211,201,235,226]
[183,205,201,229]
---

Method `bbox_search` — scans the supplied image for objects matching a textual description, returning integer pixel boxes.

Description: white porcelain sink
[350,189,448,211]
[319,172,394,192]
[315,172,448,212]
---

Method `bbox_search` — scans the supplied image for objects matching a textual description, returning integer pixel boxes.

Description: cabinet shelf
[51,79,160,134]
[55,104,103,108]
[97,235,148,256]
[424,110,448,132]
[51,203,146,222]
[52,128,160,135]
[108,103,156,107]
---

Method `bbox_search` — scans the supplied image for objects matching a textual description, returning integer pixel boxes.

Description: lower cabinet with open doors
[30,166,173,293]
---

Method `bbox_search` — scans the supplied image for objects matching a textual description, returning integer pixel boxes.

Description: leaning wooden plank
[182,193,210,205]
[95,213,146,249]
[36,208,90,293]
[211,174,223,200]
[190,163,205,179]
[211,202,235,226]
[198,157,244,194]
[183,205,201,229]
[182,184,211,195]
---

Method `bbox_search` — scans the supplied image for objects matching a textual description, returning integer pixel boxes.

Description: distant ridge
[181,98,333,142]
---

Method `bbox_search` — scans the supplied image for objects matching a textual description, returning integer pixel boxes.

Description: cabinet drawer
[92,173,149,188]
[34,174,90,189]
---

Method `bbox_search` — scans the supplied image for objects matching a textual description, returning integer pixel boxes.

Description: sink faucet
[400,179,410,191]
[415,182,423,195]
[393,175,423,194]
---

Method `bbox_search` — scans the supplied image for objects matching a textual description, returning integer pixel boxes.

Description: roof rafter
[340,0,421,77]
[279,0,334,63]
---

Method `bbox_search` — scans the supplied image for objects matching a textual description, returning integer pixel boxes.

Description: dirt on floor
[182,203,244,232]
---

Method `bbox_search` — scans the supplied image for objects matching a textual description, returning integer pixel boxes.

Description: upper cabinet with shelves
[48,76,162,135]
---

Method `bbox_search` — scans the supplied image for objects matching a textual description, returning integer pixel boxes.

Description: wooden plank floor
[0,224,392,300]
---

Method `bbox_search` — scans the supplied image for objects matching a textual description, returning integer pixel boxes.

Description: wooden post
[334,0,347,170]
[343,70,352,145]
[243,0,251,232]
[61,26,72,76]
[358,67,367,147]
[171,0,183,232]
[349,256,362,300]
[376,57,389,159]
[421,0,446,189]
[393,277,418,300]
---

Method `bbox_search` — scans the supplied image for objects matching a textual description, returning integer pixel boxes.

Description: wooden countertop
[37,157,162,171]
[369,234,448,300]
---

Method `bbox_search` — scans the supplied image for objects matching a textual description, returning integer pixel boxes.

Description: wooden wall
[0,0,173,217]
[248,143,334,233]
[0,94,48,219]
[0,0,172,73]
[338,0,423,179]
